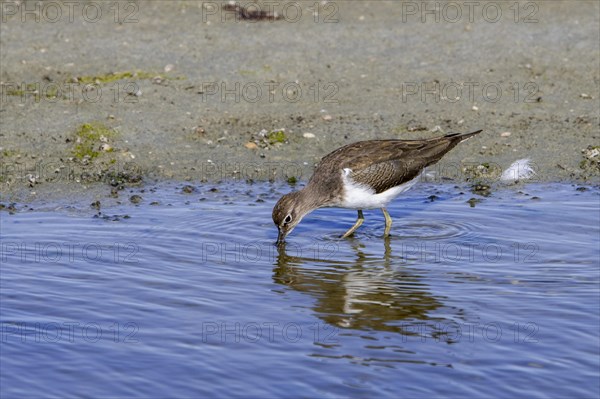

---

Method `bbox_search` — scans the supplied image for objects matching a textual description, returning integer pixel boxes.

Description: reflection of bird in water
[273,239,462,340]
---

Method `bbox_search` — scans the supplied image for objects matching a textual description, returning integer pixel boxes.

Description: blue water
[1,183,599,398]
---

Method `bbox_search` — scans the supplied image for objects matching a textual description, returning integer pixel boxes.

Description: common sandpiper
[273,130,482,244]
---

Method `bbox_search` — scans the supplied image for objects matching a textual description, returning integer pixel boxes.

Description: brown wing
[350,158,422,193]
[316,131,481,194]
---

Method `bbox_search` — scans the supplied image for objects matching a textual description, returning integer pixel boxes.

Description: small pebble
[182,185,195,194]
[27,175,37,186]
[322,115,333,121]
[130,195,142,204]
[467,198,483,207]
[245,142,258,149]
[500,132,511,137]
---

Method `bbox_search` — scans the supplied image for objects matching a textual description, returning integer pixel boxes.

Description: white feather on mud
[501,159,536,182]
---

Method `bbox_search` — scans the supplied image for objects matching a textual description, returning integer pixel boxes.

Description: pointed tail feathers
[418,129,483,168]
[444,130,483,142]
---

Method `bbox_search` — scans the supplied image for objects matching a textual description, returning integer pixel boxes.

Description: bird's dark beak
[276,228,286,246]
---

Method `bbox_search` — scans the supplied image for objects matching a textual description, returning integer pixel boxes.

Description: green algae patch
[267,130,287,144]
[2,82,60,99]
[1,149,19,158]
[239,69,258,77]
[3,82,37,96]
[72,71,184,85]
[74,71,156,84]
[72,122,117,160]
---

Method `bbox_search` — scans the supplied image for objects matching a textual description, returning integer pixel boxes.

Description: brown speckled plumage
[273,130,482,243]
[305,131,482,205]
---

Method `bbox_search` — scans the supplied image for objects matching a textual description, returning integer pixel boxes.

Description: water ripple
[1,183,598,399]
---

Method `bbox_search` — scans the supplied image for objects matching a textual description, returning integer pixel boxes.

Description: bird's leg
[341,210,364,238]
[382,208,393,236]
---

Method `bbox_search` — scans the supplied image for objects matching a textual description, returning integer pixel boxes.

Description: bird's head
[272,191,313,245]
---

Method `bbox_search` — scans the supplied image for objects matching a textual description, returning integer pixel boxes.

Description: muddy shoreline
[1,1,599,205]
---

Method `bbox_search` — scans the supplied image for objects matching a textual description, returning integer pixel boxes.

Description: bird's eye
[283,214,293,225]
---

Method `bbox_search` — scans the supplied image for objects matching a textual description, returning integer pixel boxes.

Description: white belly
[340,169,420,209]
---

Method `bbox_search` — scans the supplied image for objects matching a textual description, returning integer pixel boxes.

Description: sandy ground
[1,0,599,204]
